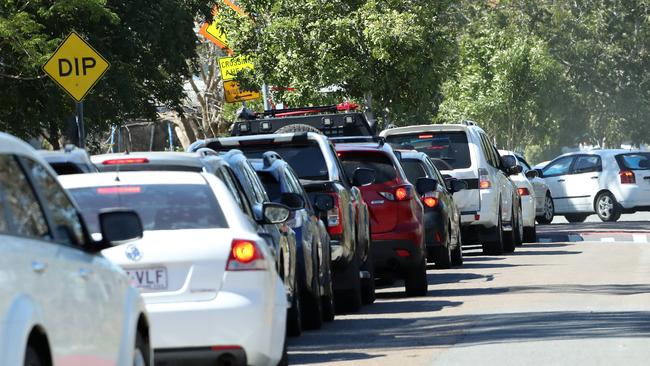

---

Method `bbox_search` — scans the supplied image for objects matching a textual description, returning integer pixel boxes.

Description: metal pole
[75,101,85,149]
[262,83,271,111]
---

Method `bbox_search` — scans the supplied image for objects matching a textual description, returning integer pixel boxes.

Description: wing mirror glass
[313,194,334,213]
[416,177,438,195]
[280,192,304,211]
[262,202,291,224]
[97,209,143,249]
[450,179,468,193]
[534,168,544,178]
[352,168,375,186]
[507,165,523,176]
[525,170,539,179]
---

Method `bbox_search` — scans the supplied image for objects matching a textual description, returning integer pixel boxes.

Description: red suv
[334,139,433,296]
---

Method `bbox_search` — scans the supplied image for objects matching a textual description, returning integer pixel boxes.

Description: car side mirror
[313,194,334,213]
[352,168,375,186]
[416,177,438,195]
[525,170,539,179]
[449,179,468,193]
[262,202,291,224]
[280,192,304,211]
[507,165,523,176]
[534,168,544,178]
[97,210,143,249]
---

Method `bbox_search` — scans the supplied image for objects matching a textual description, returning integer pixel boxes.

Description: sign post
[43,31,110,148]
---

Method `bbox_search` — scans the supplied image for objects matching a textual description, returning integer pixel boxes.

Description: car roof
[380,123,484,136]
[58,171,209,189]
[0,132,54,168]
[334,142,394,153]
[92,151,206,168]
[397,149,429,161]
[553,149,643,160]
[189,132,329,151]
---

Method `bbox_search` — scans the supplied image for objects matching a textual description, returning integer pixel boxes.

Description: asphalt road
[288,212,650,365]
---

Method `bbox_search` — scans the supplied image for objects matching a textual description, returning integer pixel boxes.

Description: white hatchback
[59,171,288,366]
[539,149,650,222]
[0,132,150,366]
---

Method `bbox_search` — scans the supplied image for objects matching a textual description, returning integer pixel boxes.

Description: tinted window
[338,152,397,184]
[385,132,471,169]
[22,158,86,246]
[258,171,282,201]
[616,153,650,170]
[238,143,329,180]
[400,160,428,184]
[0,155,49,238]
[69,184,227,233]
[572,155,601,174]
[49,162,86,175]
[543,156,575,177]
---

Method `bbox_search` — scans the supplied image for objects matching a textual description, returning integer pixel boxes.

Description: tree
[0,0,211,148]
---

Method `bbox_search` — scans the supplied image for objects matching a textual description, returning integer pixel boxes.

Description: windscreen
[238,143,329,180]
[616,153,650,170]
[338,152,397,184]
[385,132,471,169]
[400,160,428,184]
[69,184,228,233]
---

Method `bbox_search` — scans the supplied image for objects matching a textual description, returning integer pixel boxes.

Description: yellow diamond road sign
[43,31,110,102]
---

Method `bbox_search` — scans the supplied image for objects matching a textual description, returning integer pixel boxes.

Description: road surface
[288,213,650,365]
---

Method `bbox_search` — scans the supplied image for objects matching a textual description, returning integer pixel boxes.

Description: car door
[20,156,125,365]
[479,133,512,222]
[517,155,546,210]
[542,156,576,213]
[563,155,602,212]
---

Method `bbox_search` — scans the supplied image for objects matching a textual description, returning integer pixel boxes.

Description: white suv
[539,149,650,222]
[0,132,150,366]
[381,122,523,254]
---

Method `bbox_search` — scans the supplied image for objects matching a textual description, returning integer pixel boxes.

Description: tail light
[620,170,636,184]
[227,239,266,271]
[379,185,413,201]
[326,194,343,236]
[479,168,491,189]
[517,187,530,196]
[422,191,440,208]
[102,158,149,165]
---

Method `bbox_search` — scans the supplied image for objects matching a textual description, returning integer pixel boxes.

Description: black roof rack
[330,136,385,146]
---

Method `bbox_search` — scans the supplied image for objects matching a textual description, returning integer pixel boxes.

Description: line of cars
[3,105,569,366]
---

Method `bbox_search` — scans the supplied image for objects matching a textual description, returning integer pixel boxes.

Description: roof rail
[330,136,385,146]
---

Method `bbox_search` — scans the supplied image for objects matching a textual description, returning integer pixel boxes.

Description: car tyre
[24,346,42,366]
[433,227,453,269]
[405,258,428,297]
[321,261,336,322]
[596,191,621,222]
[565,214,588,223]
[276,123,324,135]
[361,248,376,305]
[537,193,554,224]
[523,223,537,243]
[451,227,463,266]
[134,330,150,366]
[483,205,505,255]
[302,272,323,330]
[335,261,362,314]
[286,280,303,337]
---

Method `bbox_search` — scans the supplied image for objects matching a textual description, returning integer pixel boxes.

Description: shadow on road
[289,352,384,364]
[512,250,582,256]
[538,221,650,233]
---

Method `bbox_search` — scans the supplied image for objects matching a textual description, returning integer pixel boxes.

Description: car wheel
[361,248,376,305]
[565,214,588,223]
[515,205,524,247]
[302,267,323,330]
[537,193,554,224]
[503,205,517,253]
[134,330,150,366]
[523,223,537,243]
[335,260,362,314]
[483,205,505,255]
[286,280,303,337]
[24,346,42,366]
[596,192,621,222]
[276,123,323,134]
[433,228,452,269]
[405,258,428,297]
[451,227,463,266]
[321,273,335,322]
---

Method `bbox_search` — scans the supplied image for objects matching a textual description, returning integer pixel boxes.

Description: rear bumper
[521,195,536,228]
[372,222,424,276]
[423,209,446,249]
[617,186,650,209]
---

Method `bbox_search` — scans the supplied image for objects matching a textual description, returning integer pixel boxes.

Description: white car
[499,150,549,241]
[539,149,650,222]
[0,132,151,366]
[381,122,523,255]
[60,171,289,366]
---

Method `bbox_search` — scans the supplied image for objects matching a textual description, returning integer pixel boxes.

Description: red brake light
[227,239,266,271]
[620,170,636,184]
[418,134,433,139]
[102,158,149,165]
[395,187,409,201]
[395,249,411,257]
[423,196,439,208]
[96,186,142,195]
[517,187,530,196]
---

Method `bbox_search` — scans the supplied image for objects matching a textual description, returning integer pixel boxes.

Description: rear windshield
[616,153,650,170]
[385,132,471,170]
[400,160,428,184]
[68,184,227,233]
[238,143,329,180]
[338,152,397,184]
[50,162,89,175]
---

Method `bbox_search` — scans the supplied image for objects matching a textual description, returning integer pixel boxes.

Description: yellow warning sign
[43,31,110,102]
[199,18,231,52]
[218,55,254,82]
[224,80,261,103]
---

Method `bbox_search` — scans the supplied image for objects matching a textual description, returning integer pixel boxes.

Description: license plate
[126,267,168,290]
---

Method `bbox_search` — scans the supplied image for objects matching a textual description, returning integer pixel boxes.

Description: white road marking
[633,234,648,243]
[600,237,615,242]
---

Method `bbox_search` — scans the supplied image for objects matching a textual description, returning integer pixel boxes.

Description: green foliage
[0,0,210,146]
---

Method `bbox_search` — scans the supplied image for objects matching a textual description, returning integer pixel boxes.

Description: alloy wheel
[544,195,554,222]
[597,195,614,220]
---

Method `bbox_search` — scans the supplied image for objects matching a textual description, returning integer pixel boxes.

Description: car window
[22,158,86,246]
[243,161,269,203]
[338,152,397,184]
[423,157,447,189]
[258,171,282,202]
[216,167,247,213]
[516,156,532,172]
[478,133,495,167]
[616,153,650,171]
[238,143,329,181]
[400,159,428,184]
[543,156,575,177]
[385,131,471,170]
[572,155,601,174]
[0,155,50,239]
[69,184,228,233]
